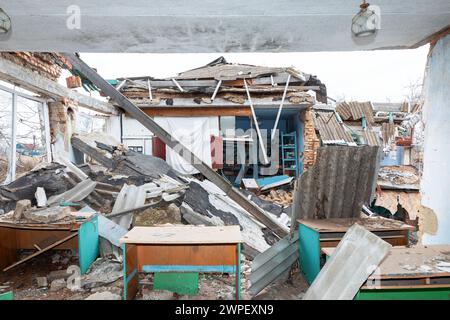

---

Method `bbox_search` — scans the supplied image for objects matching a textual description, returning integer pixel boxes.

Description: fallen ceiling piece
[303,223,391,300]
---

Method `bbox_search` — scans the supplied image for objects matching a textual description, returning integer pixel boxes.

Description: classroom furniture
[0,215,99,274]
[298,217,415,284]
[120,226,243,300]
[322,245,450,300]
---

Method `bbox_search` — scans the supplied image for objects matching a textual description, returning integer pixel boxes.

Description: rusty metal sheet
[295,145,380,219]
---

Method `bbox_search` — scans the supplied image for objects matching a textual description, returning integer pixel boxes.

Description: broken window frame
[0,82,51,185]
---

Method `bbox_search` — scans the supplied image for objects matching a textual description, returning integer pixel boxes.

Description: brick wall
[0,52,64,81]
[48,99,78,151]
[302,109,320,170]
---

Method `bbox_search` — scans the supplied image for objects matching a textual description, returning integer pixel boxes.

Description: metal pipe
[244,79,269,165]
[271,74,291,141]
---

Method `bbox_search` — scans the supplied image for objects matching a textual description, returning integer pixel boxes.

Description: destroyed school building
[0,52,430,300]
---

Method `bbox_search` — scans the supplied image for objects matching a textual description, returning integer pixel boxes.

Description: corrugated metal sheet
[363,128,382,146]
[381,122,395,146]
[312,110,354,144]
[336,101,374,124]
[249,232,299,296]
[296,145,380,219]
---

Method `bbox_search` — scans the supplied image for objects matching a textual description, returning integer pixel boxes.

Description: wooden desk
[0,216,98,274]
[298,217,415,284]
[322,245,450,300]
[120,226,243,300]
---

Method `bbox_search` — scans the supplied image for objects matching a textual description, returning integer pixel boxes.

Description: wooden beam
[0,57,118,115]
[140,106,251,117]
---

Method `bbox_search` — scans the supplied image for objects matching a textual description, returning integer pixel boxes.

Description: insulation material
[155,117,219,175]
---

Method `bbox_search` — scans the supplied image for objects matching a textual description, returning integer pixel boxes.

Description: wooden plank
[71,137,116,168]
[136,244,237,267]
[298,217,415,232]
[140,106,251,117]
[3,232,78,272]
[0,57,118,115]
[322,245,450,280]
[121,226,242,244]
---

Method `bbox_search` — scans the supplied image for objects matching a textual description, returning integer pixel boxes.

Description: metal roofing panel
[336,101,374,124]
[249,232,299,296]
[312,110,354,144]
[296,145,380,219]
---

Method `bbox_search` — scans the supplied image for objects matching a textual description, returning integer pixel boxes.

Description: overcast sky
[79,45,429,103]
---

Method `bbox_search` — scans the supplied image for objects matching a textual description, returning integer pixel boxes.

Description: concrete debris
[34,187,47,207]
[36,277,48,288]
[134,203,182,226]
[81,258,122,289]
[50,279,67,292]
[84,291,121,300]
[23,206,72,223]
[13,199,31,220]
[142,289,176,300]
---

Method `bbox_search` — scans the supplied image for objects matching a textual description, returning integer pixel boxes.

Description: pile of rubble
[0,132,294,299]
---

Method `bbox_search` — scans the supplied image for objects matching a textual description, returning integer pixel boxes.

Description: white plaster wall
[421,34,450,244]
[106,115,122,142]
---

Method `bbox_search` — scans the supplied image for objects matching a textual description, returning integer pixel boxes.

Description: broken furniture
[298,217,415,284]
[120,226,243,300]
[0,215,99,274]
[322,245,450,300]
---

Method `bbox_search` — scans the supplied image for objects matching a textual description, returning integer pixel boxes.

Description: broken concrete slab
[303,224,391,300]
[35,187,47,207]
[81,258,122,289]
[50,278,67,292]
[36,276,48,288]
[142,289,176,300]
[13,199,31,220]
[23,206,71,223]
[85,291,121,300]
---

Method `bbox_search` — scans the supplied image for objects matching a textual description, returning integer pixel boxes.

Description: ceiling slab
[0,0,449,52]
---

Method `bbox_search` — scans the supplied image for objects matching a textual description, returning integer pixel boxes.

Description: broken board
[303,224,391,300]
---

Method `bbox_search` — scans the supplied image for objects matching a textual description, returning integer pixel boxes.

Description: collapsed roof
[114,57,326,108]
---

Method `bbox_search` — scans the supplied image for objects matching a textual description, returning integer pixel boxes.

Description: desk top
[322,245,450,279]
[298,217,415,233]
[120,226,243,244]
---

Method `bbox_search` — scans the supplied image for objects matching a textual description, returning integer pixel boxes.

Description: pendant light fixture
[0,8,11,34]
[351,1,380,37]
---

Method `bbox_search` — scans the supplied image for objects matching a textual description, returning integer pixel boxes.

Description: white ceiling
[0,0,449,53]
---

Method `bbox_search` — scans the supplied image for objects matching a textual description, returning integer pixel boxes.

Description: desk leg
[122,243,138,300]
[235,243,241,300]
